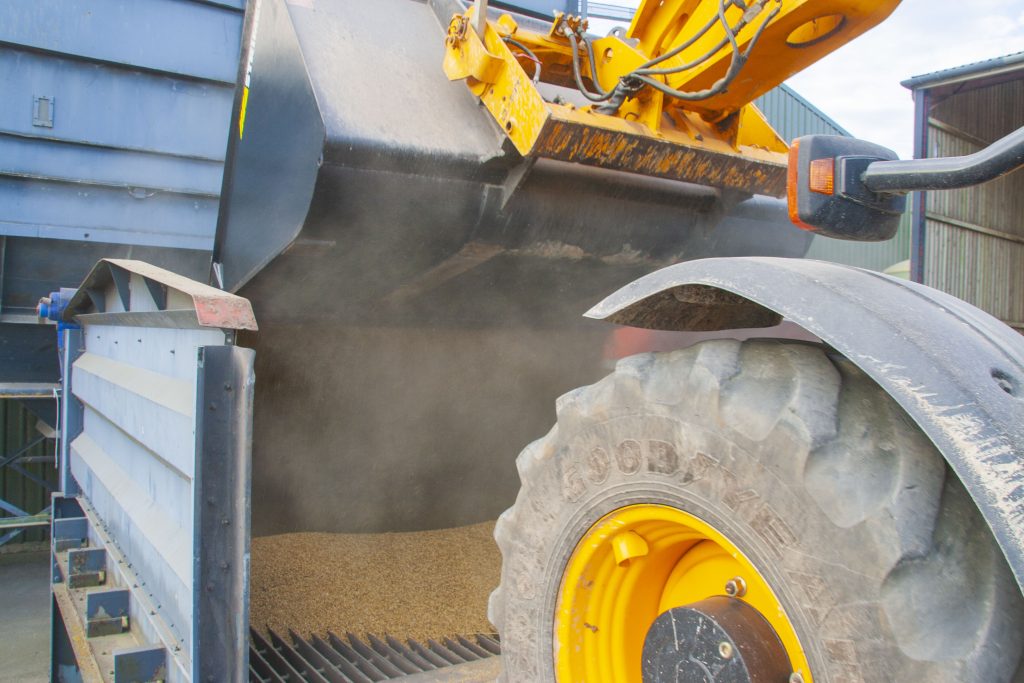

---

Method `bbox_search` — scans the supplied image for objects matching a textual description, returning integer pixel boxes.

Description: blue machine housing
[0,0,249,386]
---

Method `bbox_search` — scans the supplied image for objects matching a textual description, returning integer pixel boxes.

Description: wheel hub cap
[641,597,792,683]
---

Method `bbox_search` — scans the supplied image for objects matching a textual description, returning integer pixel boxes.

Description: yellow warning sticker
[239,86,250,139]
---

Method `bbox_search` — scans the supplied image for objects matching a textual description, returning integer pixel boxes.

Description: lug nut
[724,576,747,597]
[718,641,734,659]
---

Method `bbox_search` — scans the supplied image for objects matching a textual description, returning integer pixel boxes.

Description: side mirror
[787,135,906,241]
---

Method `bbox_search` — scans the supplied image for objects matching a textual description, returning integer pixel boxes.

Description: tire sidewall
[506,411,857,682]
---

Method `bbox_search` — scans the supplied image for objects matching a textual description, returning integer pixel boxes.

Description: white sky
[588,1,1024,158]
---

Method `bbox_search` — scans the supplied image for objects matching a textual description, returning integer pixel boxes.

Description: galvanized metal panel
[925,121,1024,237]
[0,237,211,320]
[0,136,223,197]
[493,0,579,19]
[70,323,225,662]
[192,345,253,680]
[59,260,255,681]
[70,431,194,650]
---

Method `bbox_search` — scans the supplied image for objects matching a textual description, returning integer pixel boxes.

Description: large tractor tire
[490,339,1024,682]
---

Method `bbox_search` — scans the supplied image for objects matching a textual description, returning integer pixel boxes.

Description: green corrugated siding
[756,84,912,272]
[0,399,57,545]
[755,83,850,142]
[804,210,912,272]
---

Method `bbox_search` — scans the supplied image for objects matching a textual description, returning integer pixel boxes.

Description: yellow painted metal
[443,8,549,155]
[442,0,900,192]
[624,0,901,120]
[535,101,788,195]
[554,504,811,683]
[610,530,649,565]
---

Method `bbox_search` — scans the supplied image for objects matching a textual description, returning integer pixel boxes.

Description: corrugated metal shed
[755,84,912,272]
[755,83,851,141]
[904,53,1024,330]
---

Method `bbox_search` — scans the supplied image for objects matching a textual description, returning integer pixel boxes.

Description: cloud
[787,0,1024,157]
[587,0,1023,157]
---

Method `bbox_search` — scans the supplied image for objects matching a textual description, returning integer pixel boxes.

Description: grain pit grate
[249,628,501,682]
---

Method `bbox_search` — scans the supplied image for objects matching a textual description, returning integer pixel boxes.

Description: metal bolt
[790,673,805,683]
[718,641,733,659]
[724,576,747,598]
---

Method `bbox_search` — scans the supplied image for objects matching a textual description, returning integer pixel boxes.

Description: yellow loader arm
[443,0,900,196]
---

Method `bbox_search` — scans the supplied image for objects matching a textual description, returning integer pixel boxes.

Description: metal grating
[249,629,501,683]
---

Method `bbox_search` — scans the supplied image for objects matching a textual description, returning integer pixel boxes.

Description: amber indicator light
[787,140,814,231]
[809,157,835,195]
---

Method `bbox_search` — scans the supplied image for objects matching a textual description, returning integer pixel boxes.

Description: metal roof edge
[901,51,1024,91]
[773,83,854,137]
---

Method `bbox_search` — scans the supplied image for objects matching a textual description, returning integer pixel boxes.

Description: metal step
[249,629,501,682]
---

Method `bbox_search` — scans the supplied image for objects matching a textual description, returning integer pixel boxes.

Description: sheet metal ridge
[65,258,258,331]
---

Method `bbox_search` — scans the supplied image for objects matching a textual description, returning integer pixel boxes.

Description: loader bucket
[214,0,810,536]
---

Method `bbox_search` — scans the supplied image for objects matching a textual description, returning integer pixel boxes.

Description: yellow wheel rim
[554,504,811,682]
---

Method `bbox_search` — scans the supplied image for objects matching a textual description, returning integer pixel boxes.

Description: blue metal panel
[0,136,223,197]
[0,180,219,251]
[0,50,235,159]
[0,0,247,336]
[1,0,244,84]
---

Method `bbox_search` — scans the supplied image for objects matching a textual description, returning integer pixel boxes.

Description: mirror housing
[787,135,906,241]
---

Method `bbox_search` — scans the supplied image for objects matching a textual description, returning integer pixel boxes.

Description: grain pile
[250,521,501,641]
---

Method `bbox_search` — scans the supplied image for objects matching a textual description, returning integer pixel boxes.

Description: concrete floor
[0,550,50,683]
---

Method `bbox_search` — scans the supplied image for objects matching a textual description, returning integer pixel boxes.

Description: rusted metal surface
[534,110,788,197]
[63,258,257,331]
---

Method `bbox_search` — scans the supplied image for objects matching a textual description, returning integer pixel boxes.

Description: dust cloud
[248,319,610,535]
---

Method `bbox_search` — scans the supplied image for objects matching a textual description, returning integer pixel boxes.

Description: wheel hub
[641,597,792,683]
[554,504,811,683]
